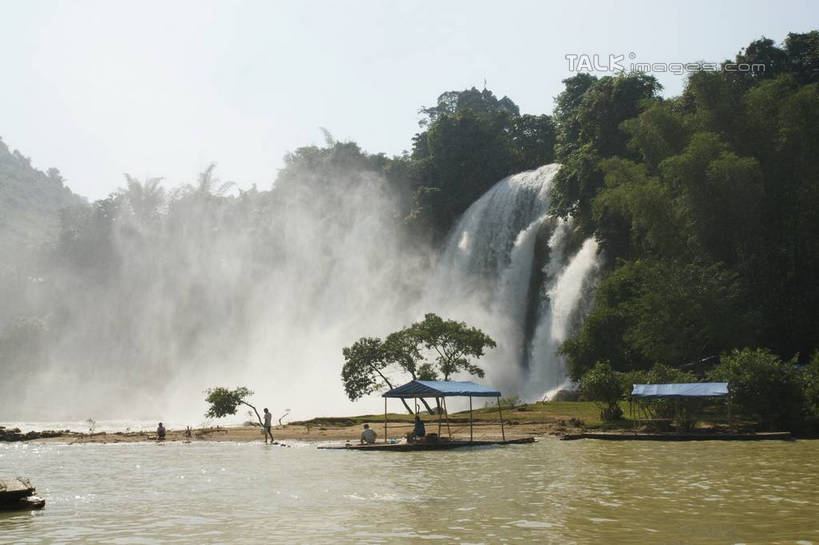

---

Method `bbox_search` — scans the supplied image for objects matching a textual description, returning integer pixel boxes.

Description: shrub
[580,361,626,421]
[709,348,803,431]
[800,352,819,431]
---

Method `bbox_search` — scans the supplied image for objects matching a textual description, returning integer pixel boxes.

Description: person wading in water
[263,408,275,444]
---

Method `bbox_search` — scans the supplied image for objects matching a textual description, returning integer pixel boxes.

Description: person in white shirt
[360,423,377,444]
[263,408,274,444]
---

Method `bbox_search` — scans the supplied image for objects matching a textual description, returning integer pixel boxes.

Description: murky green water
[1,439,817,544]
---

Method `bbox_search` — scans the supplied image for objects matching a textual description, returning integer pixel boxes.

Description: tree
[556,34,819,387]
[341,314,496,411]
[410,313,496,380]
[551,72,662,232]
[802,352,819,431]
[118,175,165,224]
[418,87,520,127]
[561,259,753,379]
[709,348,804,431]
[406,87,556,239]
[204,386,265,428]
[383,329,438,413]
[341,337,414,414]
[579,361,625,421]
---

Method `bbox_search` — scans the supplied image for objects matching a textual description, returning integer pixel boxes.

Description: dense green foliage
[409,313,496,380]
[341,313,496,412]
[406,87,555,238]
[204,386,265,427]
[578,361,624,421]
[558,32,819,388]
[709,348,807,431]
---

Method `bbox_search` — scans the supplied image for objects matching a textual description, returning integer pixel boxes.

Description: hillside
[0,138,84,260]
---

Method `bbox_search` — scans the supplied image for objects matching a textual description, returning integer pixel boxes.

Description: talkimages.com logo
[566,52,766,75]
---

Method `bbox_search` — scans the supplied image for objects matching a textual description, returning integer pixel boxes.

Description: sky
[1,0,816,200]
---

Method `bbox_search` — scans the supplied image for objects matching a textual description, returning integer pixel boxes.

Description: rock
[0,429,65,442]
[550,389,580,402]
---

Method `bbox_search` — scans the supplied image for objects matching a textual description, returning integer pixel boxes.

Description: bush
[580,361,626,421]
[800,352,819,431]
[709,348,803,431]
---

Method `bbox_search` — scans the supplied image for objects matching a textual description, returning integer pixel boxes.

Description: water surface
[1,439,817,544]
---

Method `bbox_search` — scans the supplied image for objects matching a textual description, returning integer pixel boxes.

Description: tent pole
[675,398,680,430]
[384,398,387,443]
[497,395,505,441]
[443,397,452,439]
[437,397,442,436]
[469,396,473,442]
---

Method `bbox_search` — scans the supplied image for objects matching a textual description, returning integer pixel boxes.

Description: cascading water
[428,164,601,400]
[2,160,600,424]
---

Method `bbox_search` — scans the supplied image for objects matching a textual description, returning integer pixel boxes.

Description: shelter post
[384,398,387,443]
[497,395,505,441]
[443,397,452,439]
[469,396,473,442]
[437,397,442,436]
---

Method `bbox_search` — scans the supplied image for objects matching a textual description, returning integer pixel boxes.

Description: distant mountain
[0,138,85,260]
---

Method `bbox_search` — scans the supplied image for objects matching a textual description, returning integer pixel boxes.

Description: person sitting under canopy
[405,414,426,443]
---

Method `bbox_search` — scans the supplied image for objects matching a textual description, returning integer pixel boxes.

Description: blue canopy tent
[382,380,505,442]
[631,382,729,398]
[629,382,731,426]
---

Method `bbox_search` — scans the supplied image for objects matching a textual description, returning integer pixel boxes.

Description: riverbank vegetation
[578,349,819,434]
[555,31,819,433]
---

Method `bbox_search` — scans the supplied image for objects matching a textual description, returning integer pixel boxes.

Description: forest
[1,31,817,428]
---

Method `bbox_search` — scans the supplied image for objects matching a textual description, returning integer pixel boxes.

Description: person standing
[156,422,166,441]
[263,408,274,444]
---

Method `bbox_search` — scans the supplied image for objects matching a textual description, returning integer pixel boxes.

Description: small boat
[0,478,46,511]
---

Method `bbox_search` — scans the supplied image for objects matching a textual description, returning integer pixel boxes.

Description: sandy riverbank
[22,420,570,444]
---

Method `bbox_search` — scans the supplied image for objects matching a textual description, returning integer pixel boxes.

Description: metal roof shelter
[380,380,506,443]
[631,382,729,398]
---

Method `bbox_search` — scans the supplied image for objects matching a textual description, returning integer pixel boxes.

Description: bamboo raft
[318,437,535,451]
[0,478,46,511]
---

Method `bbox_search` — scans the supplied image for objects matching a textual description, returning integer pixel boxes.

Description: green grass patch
[293,400,628,428]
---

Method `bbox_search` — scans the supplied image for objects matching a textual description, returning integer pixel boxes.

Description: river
[1,439,817,544]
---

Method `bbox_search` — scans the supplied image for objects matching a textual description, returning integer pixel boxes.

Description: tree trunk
[399,398,414,414]
[376,369,414,415]
[419,398,435,414]
[240,401,264,428]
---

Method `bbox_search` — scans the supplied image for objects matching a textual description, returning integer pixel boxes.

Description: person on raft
[406,414,426,443]
[413,414,426,438]
[360,423,377,444]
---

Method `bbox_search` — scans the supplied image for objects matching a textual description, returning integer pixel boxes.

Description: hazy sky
[1,0,816,200]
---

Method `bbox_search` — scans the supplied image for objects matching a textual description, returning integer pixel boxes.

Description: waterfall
[428,164,601,400]
[3,159,601,422]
